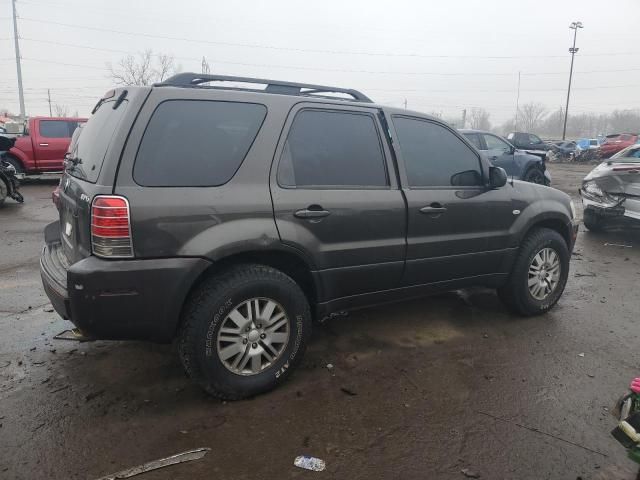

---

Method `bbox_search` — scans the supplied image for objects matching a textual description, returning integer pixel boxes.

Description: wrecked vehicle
[40,74,578,400]
[581,144,640,231]
[0,136,24,206]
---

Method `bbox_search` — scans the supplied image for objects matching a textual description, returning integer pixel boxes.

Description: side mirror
[489,166,507,188]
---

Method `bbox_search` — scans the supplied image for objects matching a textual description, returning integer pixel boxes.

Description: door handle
[294,206,331,219]
[419,203,447,214]
[489,155,498,161]
[39,143,49,147]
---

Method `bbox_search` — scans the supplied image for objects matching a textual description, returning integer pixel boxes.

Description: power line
[20,17,638,60]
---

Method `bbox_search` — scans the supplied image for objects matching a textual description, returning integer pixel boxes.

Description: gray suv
[40,74,578,399]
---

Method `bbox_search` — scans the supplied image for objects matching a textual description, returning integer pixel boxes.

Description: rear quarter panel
[113,88,298,261]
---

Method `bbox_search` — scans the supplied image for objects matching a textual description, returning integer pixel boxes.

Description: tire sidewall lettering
[205,297,233,357]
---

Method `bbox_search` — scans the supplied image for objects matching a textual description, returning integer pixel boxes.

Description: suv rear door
[270,103,406,301]
[388,114,515,286]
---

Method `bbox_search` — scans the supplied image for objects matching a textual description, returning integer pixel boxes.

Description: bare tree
[108,50,177,86]
[469,108,491,130]
[53,104,70,117]
[517,102,547,132]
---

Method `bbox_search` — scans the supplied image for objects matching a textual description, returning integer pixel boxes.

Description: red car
[3,117,86,174]
[599,133,638,158]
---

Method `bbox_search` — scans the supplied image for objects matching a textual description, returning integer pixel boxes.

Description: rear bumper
[581,194,640,224]
[40,221,211,342]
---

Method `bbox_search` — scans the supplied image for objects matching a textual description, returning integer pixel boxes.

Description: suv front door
[270,104,406,301]
[389,115,515,286]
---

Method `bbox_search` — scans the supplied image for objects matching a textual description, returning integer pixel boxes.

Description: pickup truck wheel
[522,165,546,185]
[178,264,312,400]
[3,156,24,175]
[498,228,569,316]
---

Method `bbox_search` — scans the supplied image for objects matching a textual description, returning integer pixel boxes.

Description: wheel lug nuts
[252,343,257,349]
[260,333,266,339]
[245,327,250,332]
[257,324,262,328]
[242,339,248,344]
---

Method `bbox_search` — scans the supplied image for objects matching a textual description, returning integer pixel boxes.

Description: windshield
[67,99,128,183]
[610,145,640,162]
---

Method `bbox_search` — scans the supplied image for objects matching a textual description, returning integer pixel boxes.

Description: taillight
[91,195,133,258]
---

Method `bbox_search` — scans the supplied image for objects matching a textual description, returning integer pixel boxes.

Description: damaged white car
[581,144,640,231]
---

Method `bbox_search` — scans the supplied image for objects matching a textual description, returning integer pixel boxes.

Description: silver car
[580,144,640,231]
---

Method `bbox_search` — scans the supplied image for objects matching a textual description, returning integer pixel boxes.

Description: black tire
[583,209,604,232]
[522,165,546,185]
[3,155,25,175]
[178,264,312,400]
[0,178,7,207]
[498,228,570,316]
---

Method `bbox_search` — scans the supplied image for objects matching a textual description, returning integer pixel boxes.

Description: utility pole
[403,98,407,110]
[461,109,466,128]
[562,21,583,140]
[514,71,521,131]
[47,89,52,116]
[11,0,26,119]
[201,56,210,74]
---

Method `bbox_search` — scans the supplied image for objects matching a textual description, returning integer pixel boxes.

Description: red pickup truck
[3,117,86,174]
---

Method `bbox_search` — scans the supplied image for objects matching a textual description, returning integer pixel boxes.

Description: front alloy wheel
[527,247,561,300]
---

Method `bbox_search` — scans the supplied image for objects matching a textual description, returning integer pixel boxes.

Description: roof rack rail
[154,73,372,103]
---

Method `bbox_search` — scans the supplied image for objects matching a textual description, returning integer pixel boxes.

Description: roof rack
[154,73,372,103]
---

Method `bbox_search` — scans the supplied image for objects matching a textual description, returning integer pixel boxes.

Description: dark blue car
[460,129,551,185]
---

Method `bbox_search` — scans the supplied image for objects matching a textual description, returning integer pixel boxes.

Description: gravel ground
[1,164,639,480]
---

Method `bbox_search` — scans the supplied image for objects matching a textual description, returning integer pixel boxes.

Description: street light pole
[562,21,583,140]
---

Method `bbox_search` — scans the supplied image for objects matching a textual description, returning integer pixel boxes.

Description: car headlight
[582,180,604,198]
[569,200,576,219]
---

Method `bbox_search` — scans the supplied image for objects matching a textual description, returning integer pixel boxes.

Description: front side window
[529,134,542,144]
[483,134,511,153]
[393,116,483,188]
[277,109,388,188]
[134,100,266,187]
[463,133,483,150]
[40,120,71,138]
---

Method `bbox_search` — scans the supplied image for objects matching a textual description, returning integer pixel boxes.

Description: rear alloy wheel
[217,298,290,376]
[498,228,569,316]
[523,166,546,185]
[178,264,312,400]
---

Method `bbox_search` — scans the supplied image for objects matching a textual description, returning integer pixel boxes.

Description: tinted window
[40,120,72,138]
[68,102,128,183]
[463,133,483,149]
[135,100,266,187]
[393,117,482,187]
[483,134,511,152]
[278,109,387,188]
[529,134,542,144]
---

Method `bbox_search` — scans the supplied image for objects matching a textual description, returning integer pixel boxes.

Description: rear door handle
[294,207,331,219]
[39,143,49,147]
[420,203,447,214]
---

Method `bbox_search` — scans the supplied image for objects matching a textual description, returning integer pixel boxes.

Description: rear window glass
[68,101,128,183]
[40,120,72,138]
[134,100,266,187]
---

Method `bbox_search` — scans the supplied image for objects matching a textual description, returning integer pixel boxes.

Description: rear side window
[393,116,483,188]
[134,100,266,187]
[40,120,72,138]
[278,109,387,188]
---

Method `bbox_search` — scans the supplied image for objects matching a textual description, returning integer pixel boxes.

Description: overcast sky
[1,0,639,125]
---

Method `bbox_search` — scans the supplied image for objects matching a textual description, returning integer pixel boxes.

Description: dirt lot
[2,164,640,480]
